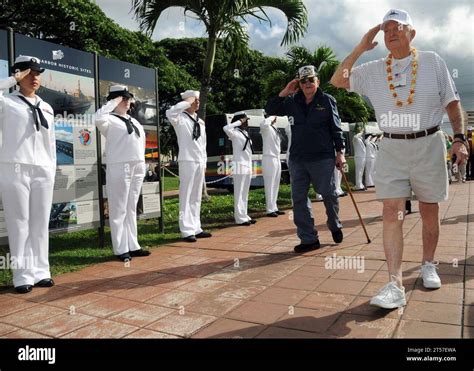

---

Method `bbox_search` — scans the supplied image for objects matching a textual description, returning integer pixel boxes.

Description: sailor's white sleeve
[259,117,271,133]
[94,99,120,136]
[223,121,242,140]
[0,77,17,132]
[165,101,191,127]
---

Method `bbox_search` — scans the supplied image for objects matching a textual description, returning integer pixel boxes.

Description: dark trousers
[289,158,342,244]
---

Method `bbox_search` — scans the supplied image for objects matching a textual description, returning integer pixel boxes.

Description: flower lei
[386,47,418,107]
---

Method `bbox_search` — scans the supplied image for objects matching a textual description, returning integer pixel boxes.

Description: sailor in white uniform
[95,85,150,261]
[166,90,212,242]
[334,162,347,197]
[364,134,377,188]
[0,56,56,293]
[353,126,367,191]
[224,112,256,225]
[260,114,285,217]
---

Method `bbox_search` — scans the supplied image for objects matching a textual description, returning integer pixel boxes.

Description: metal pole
[94,52,105,248]
[155,67,164,233]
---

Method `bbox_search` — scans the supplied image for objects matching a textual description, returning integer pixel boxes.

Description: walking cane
[340,168,371,243]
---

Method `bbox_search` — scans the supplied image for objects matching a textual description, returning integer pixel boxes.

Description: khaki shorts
[374,131,448,203]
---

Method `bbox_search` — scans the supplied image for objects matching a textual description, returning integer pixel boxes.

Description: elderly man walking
[266,65,346,253]
[331,9,468,308]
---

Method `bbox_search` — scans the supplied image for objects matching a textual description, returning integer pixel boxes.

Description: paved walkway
[0,183,473,339]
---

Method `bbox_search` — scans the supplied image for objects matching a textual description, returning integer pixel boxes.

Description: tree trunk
[199,33,218,202]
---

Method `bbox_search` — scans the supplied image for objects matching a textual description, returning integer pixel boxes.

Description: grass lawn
[0,162,356,287]
[163,174,180,192]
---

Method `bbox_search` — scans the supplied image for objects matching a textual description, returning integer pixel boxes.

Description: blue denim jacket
[266,88,345,162]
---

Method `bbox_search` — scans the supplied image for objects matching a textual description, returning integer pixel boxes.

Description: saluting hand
[279,79,300,97]
[184,96,196,105]
[357,24,382,53]
[13,68,31,82]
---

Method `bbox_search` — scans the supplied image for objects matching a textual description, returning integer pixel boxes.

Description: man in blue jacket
[266,65,346,253]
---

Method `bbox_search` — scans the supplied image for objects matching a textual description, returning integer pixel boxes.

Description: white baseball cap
[382,9,413,28]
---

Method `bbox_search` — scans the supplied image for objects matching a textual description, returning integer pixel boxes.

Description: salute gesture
[279,79,299,97]
[356,24,382,53]
[14,68,31,82]
[330,24,382,89]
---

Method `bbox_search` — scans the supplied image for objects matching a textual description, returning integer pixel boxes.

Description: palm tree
[132,0,308,120]
[132,0,307,201]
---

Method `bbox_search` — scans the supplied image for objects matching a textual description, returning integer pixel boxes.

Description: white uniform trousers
[262,156,281,213]
[233,172,252,224]
[178,161,205,238]
[107,161,145,256]
[0,163,55,287]
[354,157,366,189]
[334,167,344,195]
[365,158,376,187]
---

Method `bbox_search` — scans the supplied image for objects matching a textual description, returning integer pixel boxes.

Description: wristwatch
[454,133,467,141]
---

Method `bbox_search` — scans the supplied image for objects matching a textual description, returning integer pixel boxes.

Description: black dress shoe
[183,235,197,242]
[276,210,285,215]
[117,253,132,261]
[237,221,251,226]
[15,285,33,294]
[130,249,151,257]
[196,231,212,238]
[35,278,55,287]
[331,229,343,243]
[266,212,278,217]
[249,219,257,224]
[338,192,348,197]
[294,240,321,253]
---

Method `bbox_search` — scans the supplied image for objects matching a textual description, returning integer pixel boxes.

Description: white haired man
[331,9,468,308]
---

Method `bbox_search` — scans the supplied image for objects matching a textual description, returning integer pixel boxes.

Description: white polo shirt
[166,101,207,164]
[260,117,281,158]
[349,51,459,133]
[95,99,146,165]
[0,77,56,168]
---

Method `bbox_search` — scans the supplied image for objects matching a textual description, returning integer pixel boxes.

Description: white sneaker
[421,261,441,289]
[370,279,406,309]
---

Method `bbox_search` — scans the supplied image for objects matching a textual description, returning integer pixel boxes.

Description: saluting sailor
[260,114,285,217]
[0,56,56,294]
[364,134,377,188]
[352,125,367,191]
[95,85,150,261]
[224,112,256,226]
[166,90,212,242]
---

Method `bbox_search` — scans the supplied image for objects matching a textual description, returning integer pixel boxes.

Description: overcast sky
[94,0,474,110]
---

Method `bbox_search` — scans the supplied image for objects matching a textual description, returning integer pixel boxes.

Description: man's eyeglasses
[299,76,316,84]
